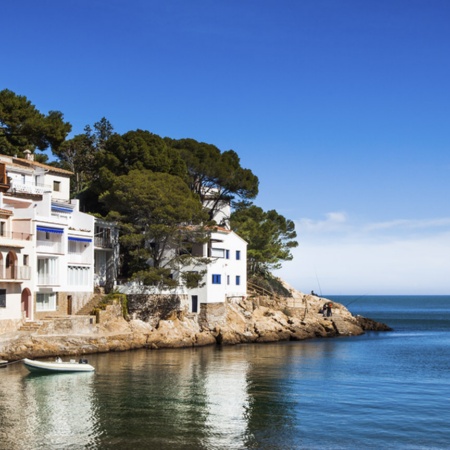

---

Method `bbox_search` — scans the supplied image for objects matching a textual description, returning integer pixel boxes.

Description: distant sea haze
[1,295,449,449]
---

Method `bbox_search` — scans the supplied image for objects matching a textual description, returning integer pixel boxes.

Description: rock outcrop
[0,285,391,361]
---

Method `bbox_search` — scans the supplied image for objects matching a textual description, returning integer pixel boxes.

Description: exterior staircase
[19,321,43,332]
[76,294,106,316]
[247,282,284,302]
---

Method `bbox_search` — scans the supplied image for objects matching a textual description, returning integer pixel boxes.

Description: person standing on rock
[327,303,333,317]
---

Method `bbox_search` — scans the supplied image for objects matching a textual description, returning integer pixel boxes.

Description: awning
[52,205,73,213]
[36,226,64,234]
[68,236,92,243]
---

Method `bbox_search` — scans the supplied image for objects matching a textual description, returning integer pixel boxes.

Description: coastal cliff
[0,285,391,361]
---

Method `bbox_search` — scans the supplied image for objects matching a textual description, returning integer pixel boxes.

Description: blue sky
[2,0,449,294]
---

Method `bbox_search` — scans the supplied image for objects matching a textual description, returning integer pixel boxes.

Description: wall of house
[0,283,22,324]
[34,291,94,319]
[44,172,71,202]
[181,230,247,312]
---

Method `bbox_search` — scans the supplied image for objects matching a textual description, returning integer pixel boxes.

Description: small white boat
[23,357,95,373]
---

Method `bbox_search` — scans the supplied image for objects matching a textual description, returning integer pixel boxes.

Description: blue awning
[52,205,73,213]
[37,226,64,234]
[68,236,92,243]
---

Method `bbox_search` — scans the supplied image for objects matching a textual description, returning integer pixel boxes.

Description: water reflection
[0,341,336,449]
[0,364,97,449]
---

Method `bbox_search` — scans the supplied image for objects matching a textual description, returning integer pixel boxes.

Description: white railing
[37,273,59,285]
[10,180,52,195]
[0,265,32,280]
[36,240,64,254]
[67,252,91,264]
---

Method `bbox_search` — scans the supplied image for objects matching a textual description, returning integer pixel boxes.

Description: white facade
[0,153,117,331]
[176,227,247,313]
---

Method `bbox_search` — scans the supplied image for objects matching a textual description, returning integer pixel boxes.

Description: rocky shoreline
[0,286,391,362]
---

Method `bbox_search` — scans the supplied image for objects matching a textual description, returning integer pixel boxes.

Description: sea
[0,295,449,450]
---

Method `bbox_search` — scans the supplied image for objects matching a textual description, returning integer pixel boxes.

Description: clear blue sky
[2,0,449,294]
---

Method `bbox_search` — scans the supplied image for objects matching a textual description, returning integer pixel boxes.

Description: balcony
[36,240,64,254]
[68,251,91,264]
[94,236,113,249]
[9,180,52,196]
[37,273,59,285]
[0,265,31,281]
[0,230,32,241]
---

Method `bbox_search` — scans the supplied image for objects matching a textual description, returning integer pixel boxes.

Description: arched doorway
[21,288,31,320]
[6,251,17,279]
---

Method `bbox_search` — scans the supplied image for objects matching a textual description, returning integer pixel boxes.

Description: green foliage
[231,202,298,273]
[0,89,71,154]
[97,129,186,182]
[180,269,207,289]
[54,117,115,197]
[91,292,128,319]
[165,138,259,221]
[248,272,293,298]
[133,268,178,289]
[101,169,208,286]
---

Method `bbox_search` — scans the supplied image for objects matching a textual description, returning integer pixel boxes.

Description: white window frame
[36,293,57,311]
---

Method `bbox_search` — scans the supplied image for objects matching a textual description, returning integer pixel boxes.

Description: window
[37,258,58,285]
[23,255,29,266]
[236,250,241,260]
[0,289,6,308]
[36,293,56,311]
[212,274,221,284]
[227,275,230,285]
[68,266,91,286]
[225,250,230,259]
[236,275,241,286]
[53,180,61,192]
[0,221,5,236]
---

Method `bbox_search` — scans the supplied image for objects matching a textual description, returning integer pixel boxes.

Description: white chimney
[23,149,34,161]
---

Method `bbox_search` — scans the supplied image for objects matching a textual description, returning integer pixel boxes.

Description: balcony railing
[36,240,64,254]
[67,252,91,264]
[9,180,52,195]
[94,236,113,249]
[0,231,32,240]
[0,265,31,280]
[37,273,59,285]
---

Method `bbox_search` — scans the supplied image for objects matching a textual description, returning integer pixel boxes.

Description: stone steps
[19,321,43,332]
[76,294,106,316]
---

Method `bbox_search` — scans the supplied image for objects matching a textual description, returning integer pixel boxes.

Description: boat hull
[23,358,95,373]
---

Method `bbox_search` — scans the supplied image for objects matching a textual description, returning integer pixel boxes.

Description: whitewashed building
[0,152,117,332]
[179,226,247,313]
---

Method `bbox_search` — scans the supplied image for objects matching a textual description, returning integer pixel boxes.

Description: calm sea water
[1,295,449,449]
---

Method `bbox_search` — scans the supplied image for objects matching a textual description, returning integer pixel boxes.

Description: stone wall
[0,318,22,334]
[38,316,96,335]
[127,293,186,327]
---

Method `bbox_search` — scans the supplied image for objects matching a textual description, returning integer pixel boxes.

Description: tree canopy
[165,138,259,221]
[55,117,115,195]
[231,202,298,274]
[0,89,71,155]
[0,89,299,280]
[101,169,208,286]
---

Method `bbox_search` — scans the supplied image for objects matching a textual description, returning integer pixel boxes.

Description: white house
[178,226,247,313]
[0,152,118,332]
